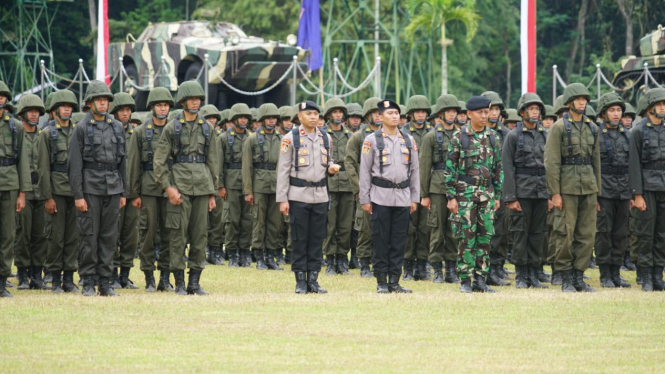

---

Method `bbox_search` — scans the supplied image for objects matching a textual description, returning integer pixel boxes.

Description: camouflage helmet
[458,100,467,113]
[50,90,79,112]
[544,105,557,119]
[174,81,205,103]
[585,105,597,120]
[624,103,636,118]
[636,95,648,117]
[346,103,363,117]
[400,105,407,117]
[17,94,45,116]
[44,92,55,112]
[553,95,567,115]
[0,81,12,101]
[130,112,144,125]
[323,98,347,118]
[645,88,665,109]
[250,107,259,121]
[278,106,291,120]
[362,97,382,117]
[562,83,591,105]
[109,92,136,114]
[481,91,504,108]
[258,103,280,121]
[596,92,625,116]
[406,95,431,115]
[71,112,86,124]
[434,94,460,114]
[200,104,221,122]
[147,87,174,108]
[83,80,114,103]
[220,109,231,123]
[229,103,252,121]
[516,92,545,115]
[503,108,521,123]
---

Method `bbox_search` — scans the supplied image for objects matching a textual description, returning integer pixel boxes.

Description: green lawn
[0,265,663,373]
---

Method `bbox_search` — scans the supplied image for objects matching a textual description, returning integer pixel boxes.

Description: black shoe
[245,250,254,266]
[360,258,372,278]
[460,277,472,293]
[157,270,174,292]
[228,249,240,267]
[529,267,548,289]
[17,267,29,290]
[265,250,284,270]
[610,265,630,288]
[414,259,431,281]
[388,274,412,293]
[376,273,389,293]
[444,261,460,283]
[572,269,595,292]
[62,271,79,293]
[207,246,222,265]
[174,270,187,295]
[295,272,307,294]
[275,250,286,265]
[238,249,250,267]
[551,265,563,286]
[403,260,415,281]
[51,271,63,294]
[255,250,268,270]
[499,260,514,279]
[640,267,653,291]
[120,267,139,289]
[98,276,119,297]
[5,280,13,288]
[473,273,497,293]
[144,271,156,292]
[487,264,510,286]
[186,269,209,295]
[43,270,53,284]
[432,262,444,284]
[110,268,122,289]
[623,252,636,271]
[599,265,616,288]
[653,266,665,291]
[325,255,337,275]
[81,276,96,296]
[589,256,598,269]
[0,276,12,298]
[515,266,529,289]
[29,266,49,290]
[537,266,551,283]
[336,254,350,275]
[561,270,576,292]
[307,271,327,294]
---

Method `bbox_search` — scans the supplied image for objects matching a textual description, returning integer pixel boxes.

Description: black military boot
[5,279,13,288]
[414,259,430,281]
[640,267,654,292]
[572,269,595,292]
[275,250,286,265]
[51,271,63,294]
[336,254,350,275]
[254,249,268,270]
[376,273,389,293]
[62,271,79,293]
[207,246,222,265]
[653,266,665,291]
[349,248,360,269]
[144,271,156,292]
[359,258,372,277]
[550,264,563,286]
[186,269,209,295]
[245,250,254,266]
[157,270,174,292]
[307,271,327,294]
[588,256,598,269]
[0,276,12,298]
[295,272,307,294]
[388,274,412,293]
[266,250,284,270]
[599,265,615,288]
[403,260,415,281]
[29,266,49,290]
[473,273,497,293]
[325,255,337,275]
[228,249,239,267]
[119,267,139,289]
[110,268,122,289]
[444,261,460,283]
[529,267,549,289]
[487,264,510,286]
[623,252,636,271]
[173,270,187,295]
[515,266,529,289]
[500,259,514,279]
[98,277,118,297]
[237,249,249,267]
[459,277,472,293]
[43,270,53,284]
[560,270,576,292]
[537,266,551,283]
[432,262,444,284]
[610,265,630,288]
[17,267,29,290]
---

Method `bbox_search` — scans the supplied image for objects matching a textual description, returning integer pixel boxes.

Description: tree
[616,0,635,56]
[405,0,479,95]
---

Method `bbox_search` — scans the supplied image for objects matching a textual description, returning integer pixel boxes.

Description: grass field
[1,264,663,374]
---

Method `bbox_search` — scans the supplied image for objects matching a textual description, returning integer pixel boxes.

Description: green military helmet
[130,112,143,125]
[50,89,79,113]
[554,95,567,115]
[147,87,175,108]
[109,92,136,114]
[200,104,221,122]
[83,80,114,103]
[434,94,460,114]
[481,91,504,108]
[290,105,300,123]
[230,103,252,121]
[278,106,291,120]
[636,95,648,117]
[250,107,259,122]
[562,82,591,105]
[323,98,347,119]
[406,95,431,115]
[258,103,280,122]
[504,108,521,123]
[585,105,597,121]
[362,97,382,118]
[645,87,665,109]
[458,100,467,113]
[399,105,407,118]
[624,103,636,119]
[596,92,625,116]
[346,103,363,118]
[221,108,231,123]
[17,94,45,117]
[544,105,557,119]
[0,80,12,101]
[3,101,14,114]
[174,81,205,103]
[428,105,438,121]
[44,92,55,113]
[516,92,545,118]
[71,112,86,124]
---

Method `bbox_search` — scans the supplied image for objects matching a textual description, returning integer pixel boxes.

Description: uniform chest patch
[281,138,291,153]
[362,141,371,155]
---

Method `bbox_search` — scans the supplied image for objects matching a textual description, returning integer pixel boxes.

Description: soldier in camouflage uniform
[445,96,502,293]
[242,103,284,271]
[480,91,511,286]
[108,93,140,290]
[502,93,549,289]
[419,94,460,284]
[544,83,600,293]
[127,87,175,292]
[594,92,631,288]
[346,103,363,269]
[401,95,433,281]
[219,104,254,267]
[15,94,49,290]
[345,97,383,277]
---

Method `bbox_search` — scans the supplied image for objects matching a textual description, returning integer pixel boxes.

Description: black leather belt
[371,177,409,189]
[253,162,277,170]
[642,162,665,170]
[225,162,242,170]
[458,175,491,188]
[289,177,327,188]
[561,157,591,165]
[175,155,206,164]
[50,164,68,173]
[515,167,546,176]
[0,157,16,166]
[433,162,446,170]
[601,164,628,174]
[142,162,173,171]
[84,162,118,171]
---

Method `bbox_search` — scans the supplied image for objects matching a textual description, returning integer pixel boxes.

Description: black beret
[298,100,320,113]
[377,99,400,114]
[466,96,492,111]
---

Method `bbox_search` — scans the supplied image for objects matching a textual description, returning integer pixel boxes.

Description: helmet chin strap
[606,120,621,126]
[488,118,498,124]
[91,100,108,116]
[235,120,247,130]
[444,119,455,126]
[183,101,199,114]
[650,109,665,119]
[414,120,425,125]
[331,119,343,125]
[152,109,167,120]
[56,109,71,121]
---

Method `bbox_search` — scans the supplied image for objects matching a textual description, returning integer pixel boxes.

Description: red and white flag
[520,0,536,93]
[95,0,109,85]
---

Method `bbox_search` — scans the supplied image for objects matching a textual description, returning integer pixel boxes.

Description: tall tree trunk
[505,49,511,105]
[441,22,447,95]
[617,0,635,56]
[565,0,588,80]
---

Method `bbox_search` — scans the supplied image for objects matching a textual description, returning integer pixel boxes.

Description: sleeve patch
[362,141,372,155]
[281,138,291,153]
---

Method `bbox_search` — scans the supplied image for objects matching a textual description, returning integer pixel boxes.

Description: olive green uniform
[207,128,225,259]
[115,123,139,269]
[345,126,375,261]
[487,122,510,266]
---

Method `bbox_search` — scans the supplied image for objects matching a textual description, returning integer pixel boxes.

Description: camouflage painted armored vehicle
[108,21,308,110]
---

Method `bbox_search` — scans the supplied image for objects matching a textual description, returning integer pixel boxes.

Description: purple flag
[297,0,323,71]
